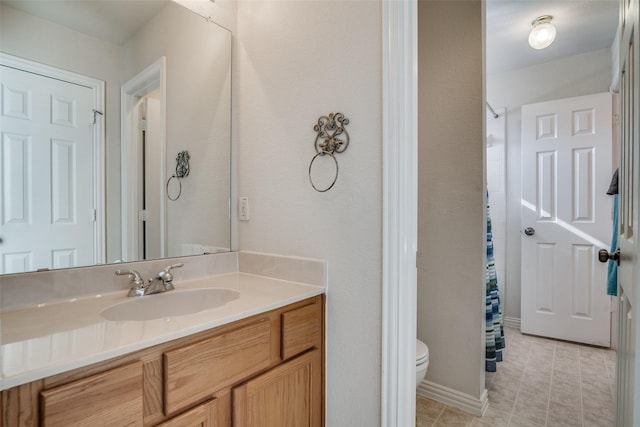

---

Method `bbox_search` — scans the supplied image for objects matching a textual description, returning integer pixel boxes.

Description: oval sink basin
[101,288,240,321]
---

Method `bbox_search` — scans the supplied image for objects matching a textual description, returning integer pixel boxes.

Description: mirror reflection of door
[139,94,163,260]
[0,59,103,274]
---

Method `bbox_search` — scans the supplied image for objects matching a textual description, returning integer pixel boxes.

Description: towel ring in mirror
[167,150,190,201]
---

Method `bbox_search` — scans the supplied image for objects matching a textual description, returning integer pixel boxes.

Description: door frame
[121,57,167,262]
[0,52,106,265]
[381,1,418,426]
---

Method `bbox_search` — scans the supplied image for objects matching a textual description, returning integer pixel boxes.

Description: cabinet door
[233,350,322,427]
[157,399,218,427]
[40,361,143,427]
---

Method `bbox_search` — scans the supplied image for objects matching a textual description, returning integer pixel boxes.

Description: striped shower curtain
[486,194,505,372]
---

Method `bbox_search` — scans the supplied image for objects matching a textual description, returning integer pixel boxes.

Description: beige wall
[235,0,383,424]
[417,0,486,399]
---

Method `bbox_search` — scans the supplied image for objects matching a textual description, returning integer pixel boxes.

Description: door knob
[598,248,620,266]
[524,227,535,236]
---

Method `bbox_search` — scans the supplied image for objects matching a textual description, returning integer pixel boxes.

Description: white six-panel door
[521,92,613,347]
[1,65,95,274]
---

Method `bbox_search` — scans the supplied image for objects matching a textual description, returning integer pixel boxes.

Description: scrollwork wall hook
[309,112,350,192]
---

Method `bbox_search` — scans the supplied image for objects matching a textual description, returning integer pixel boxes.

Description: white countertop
[0,272,324,391]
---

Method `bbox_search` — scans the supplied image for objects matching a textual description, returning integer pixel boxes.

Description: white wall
[235,0,382,424]
[486,48,613,321]
[417,0,485,401]
[487,109,507,307]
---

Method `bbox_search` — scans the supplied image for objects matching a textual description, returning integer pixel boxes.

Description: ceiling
[5,0,619,74]
[486,0,619,75]
[2,0,169,45]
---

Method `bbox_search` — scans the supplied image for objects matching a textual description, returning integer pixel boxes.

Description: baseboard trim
[504,316,521,330]
[417,380,489,416]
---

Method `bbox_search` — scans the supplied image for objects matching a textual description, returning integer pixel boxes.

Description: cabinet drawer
[281,302,321,360]
[157,399,218,427]
[40,361,143,427]
[164,319,272,415]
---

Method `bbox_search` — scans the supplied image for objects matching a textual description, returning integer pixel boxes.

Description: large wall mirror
[0,0,232,275]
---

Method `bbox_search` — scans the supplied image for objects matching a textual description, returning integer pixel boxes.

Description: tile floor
[416,326,616,426]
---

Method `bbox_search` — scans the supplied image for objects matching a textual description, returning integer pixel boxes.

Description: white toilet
[416,339,429,386]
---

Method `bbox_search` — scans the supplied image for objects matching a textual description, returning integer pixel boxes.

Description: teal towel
[607,194,618,296]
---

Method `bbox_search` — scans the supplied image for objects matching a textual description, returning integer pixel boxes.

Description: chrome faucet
[146,263,183,295]
[115,269,147,297]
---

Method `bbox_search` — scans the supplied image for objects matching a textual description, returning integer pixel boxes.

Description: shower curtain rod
[486,102,499,119]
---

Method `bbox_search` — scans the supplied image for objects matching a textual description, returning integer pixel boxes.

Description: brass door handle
[598,248,620,266]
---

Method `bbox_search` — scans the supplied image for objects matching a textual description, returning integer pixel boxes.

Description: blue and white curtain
[486,193,505,372]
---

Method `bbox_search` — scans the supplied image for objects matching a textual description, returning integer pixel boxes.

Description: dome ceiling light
[528,15,556,50]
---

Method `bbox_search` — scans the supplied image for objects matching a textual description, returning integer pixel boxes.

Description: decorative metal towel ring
[308,112,350,192]
[166,176,182,201]
[167,150,190,201]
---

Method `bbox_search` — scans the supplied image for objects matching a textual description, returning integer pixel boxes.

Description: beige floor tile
[472,406,510,427]
[487,389,517,414]
[550,385,582,407]
[553,361,581,376]
[581,396,615,420]
[416,416,436,427]
[556,351,580,362]
[491,373,521,394]
[579,366,610,384]
[488,396,516,414]
[579,345,607,357]
[547,400,582,422]
[513,391,548,424]
[417,395,446,420]
[434,407,476,426]
[545,412,583,427]
[502,359,528,371]
[529,348,554,360]
[581,378,613,396]
[520,379,551,400]
[499,364,525,379]
[583,409,614,427]
[552,370,581,386]
[508,414,545,426]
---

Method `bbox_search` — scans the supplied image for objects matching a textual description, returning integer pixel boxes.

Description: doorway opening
[121,57,167,262]
[484,1,620,424]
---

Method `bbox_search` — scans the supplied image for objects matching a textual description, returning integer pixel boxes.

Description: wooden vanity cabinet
[0,295,324,427]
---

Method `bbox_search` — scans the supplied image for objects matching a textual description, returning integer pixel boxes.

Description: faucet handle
[115,269,145,286]
[163,263,184,274]
[115,269,146,296]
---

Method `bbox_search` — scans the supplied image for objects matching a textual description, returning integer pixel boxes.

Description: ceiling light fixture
[528,15,556,50]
